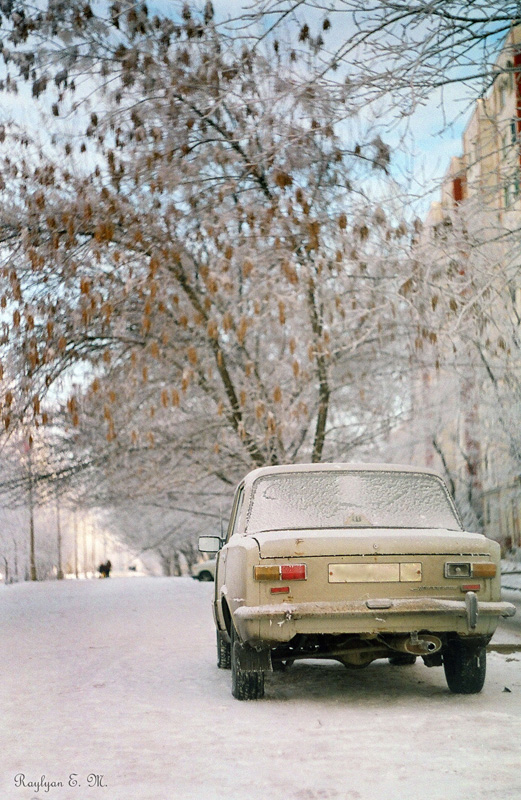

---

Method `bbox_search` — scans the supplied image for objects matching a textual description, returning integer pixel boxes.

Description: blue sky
[0,0,507,218]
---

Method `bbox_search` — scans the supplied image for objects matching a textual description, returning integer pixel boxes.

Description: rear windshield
[245,470,461,533]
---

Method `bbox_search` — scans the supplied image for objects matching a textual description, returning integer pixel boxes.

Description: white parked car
[191,559,216,582]
[200,463,516,700]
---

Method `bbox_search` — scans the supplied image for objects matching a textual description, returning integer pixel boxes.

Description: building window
[488,451,495,481]
[507,60,514,91]
[511,119,517,144]
[504,182,511,208]
[499,82,507,109]
[504,502,512,539]
[512,498,520,547]
[452,176,465,203]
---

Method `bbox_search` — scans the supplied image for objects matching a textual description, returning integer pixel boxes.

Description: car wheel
[198,571,214,582]
[443,639,486,694]
[388,654,417,666]
[217,630,231,669]
[231,626,265,700]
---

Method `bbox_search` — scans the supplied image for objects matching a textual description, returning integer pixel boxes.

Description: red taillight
[280,564,307,581]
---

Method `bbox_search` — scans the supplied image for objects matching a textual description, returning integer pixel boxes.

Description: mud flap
[234,641,273,672]
[423,652,443,668]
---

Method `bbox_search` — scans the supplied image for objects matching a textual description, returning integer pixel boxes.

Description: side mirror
[199,535,222,553]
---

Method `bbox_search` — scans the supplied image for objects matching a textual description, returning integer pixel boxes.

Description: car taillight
[281,564,307,580]
[445,561,496,579]
[445,562,471,578]
[471,563,496,578]
[254,564,307,581]
[253,566,280,580]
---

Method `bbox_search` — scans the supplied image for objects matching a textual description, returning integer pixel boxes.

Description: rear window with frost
[245,471,461,533]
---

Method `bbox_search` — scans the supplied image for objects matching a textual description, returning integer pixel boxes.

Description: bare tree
[5,1,515,554]
[229,2,521,107]
[0,4,412,485]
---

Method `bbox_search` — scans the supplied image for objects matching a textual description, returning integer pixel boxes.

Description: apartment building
[420,24,521,551]
[426,25,521,218]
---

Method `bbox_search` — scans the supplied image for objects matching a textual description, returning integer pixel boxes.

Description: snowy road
[2,577,521,800]
[497,590,521,636]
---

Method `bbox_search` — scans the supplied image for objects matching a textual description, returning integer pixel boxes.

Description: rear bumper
[233,595,516,644]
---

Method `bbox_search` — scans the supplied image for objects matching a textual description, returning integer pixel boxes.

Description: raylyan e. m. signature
[14,772,108,793]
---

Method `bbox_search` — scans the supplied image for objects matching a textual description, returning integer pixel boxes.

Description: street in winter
[3,3,521,800]
[2,575,521,800]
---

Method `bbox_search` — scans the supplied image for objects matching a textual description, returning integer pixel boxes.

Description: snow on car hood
[251,528,492,558]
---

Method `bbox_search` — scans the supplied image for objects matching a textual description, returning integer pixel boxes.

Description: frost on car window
[245,471,461,533]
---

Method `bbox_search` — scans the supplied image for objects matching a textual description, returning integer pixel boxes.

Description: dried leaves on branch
[0,2,423,505]
[230,1,521,109]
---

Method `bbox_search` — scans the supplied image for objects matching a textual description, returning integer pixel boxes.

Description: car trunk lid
[252,528,491,558]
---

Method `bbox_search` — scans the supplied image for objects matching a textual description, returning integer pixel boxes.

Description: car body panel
[209,463,515,660]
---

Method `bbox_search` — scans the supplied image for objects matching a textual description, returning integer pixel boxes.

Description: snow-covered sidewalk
[1,577,521,800]
[502,560,521,591]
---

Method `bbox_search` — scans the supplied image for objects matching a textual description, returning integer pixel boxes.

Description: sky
[0,2,510,217]
[136,3,513,214]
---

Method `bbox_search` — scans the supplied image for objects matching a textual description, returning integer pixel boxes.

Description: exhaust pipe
[388,632,442,656]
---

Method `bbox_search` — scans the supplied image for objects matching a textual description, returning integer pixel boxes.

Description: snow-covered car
[199,463,516,700]
[191,559,216,582]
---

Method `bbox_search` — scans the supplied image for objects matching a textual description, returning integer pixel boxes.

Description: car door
[214,484,245,632]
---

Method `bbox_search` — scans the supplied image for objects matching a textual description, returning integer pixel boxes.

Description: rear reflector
[461,584,481,592]
[254,564,307,581]
[270,586,290,594]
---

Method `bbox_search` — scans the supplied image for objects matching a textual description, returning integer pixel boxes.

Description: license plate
[328,562,422,583]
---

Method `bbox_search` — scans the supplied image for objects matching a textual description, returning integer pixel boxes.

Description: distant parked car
[200,463,516,700]
[191,559,216,582]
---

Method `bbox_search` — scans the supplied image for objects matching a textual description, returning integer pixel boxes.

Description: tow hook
[465,591,478,630]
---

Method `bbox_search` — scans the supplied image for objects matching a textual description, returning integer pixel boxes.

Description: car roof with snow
[242,462,444,488]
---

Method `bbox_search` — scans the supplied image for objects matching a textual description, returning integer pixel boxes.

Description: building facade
[420,24,521,553]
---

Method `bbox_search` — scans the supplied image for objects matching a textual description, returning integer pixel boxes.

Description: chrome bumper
[234,594,516,634]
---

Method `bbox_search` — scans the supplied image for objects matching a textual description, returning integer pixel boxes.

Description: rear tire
[198,571,213,582]
[217,631,231,669]
[443,639,486,694]
[231,626,265,700]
